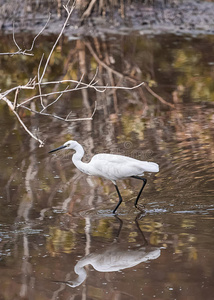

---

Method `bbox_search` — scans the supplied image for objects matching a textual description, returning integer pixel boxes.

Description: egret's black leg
[113,184,123,214]
[131,176,147,208]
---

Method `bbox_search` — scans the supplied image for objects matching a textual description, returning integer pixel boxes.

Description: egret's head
[63,140,79,150]
[49,140,78,153]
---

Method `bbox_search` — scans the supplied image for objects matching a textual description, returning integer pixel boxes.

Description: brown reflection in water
[0,33,214,300]
[53,214,161,291]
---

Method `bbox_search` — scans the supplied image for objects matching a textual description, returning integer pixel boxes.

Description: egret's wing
[91,153,139,164]
[89,153,159,181]
[91,154,159,172]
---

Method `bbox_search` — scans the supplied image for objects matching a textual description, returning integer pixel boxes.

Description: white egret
[49,140,159,213]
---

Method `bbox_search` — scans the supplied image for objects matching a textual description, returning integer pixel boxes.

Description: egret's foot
[135,203,146,213]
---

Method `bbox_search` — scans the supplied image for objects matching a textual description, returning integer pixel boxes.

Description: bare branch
[2,82,36,98]
[0,51,34,56]
[88,67,99,86]
[12,22,21,52]
[12,109,44,146]
[0,16,50,56]
[40,85,70,113]
[20,101,96,122]
[74,73,85,89]
[15,81,145,108]
[1,0,168,147]
[13,88,19,110]
[39,1,76,83]
[27,14,51,52]
[0,93,44,146]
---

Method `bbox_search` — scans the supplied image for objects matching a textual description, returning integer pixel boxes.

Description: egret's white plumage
[49,140,159,213]
[89,153,159,182]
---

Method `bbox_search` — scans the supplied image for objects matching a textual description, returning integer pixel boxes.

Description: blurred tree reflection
[0,32,214,271]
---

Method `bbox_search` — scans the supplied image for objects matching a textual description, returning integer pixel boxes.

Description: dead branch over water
[0,2,142,146]
[0,1,174,146]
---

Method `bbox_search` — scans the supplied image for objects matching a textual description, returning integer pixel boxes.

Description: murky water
[0,32,214,300]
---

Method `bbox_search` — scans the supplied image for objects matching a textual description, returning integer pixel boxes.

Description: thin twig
[2,84,35,98]
[27,14,51,52]
[40,85,69,113]
[13,88,19,110]
[0,94,44,146]
[75,73,85,89]
[20,99,97,123]
[0,15,50,56]
[65,110,74,120]
[16,81,145,107]
[39,1,76,83]
[0,51,33,56]
[12,108,44,146]
[21,104,95,122]
[88,67,99,86]
[12,22,21,52]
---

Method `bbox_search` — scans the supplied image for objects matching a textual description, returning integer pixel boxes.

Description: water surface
[0,32,214,300]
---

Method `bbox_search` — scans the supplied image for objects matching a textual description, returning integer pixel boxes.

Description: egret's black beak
[49,145,67,153]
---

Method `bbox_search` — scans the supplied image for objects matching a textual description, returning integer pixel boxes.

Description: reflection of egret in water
[54,214,161,288]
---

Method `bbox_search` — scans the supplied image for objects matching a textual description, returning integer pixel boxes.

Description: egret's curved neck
[71,261,87,287]
[72,142,89,174]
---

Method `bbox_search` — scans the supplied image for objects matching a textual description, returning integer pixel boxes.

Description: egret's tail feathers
[143,162,159,173]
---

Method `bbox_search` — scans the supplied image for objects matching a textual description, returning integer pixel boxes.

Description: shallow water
[0,32,214,299]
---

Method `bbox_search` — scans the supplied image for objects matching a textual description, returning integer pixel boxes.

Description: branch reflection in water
[53,213,161,288]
